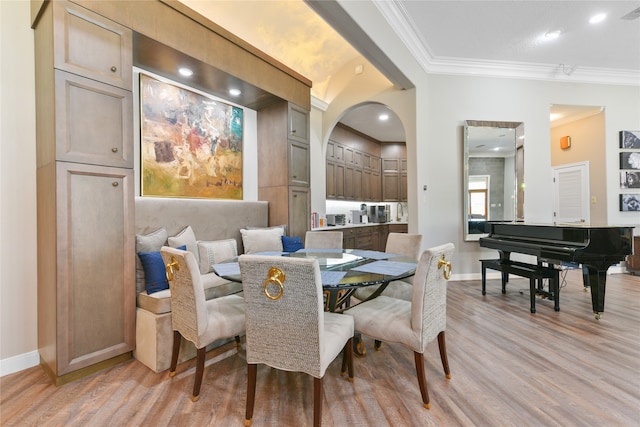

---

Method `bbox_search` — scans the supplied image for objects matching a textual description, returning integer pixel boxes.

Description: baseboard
[0,350,40,377]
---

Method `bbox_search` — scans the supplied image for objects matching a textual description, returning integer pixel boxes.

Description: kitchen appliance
[351,210,368,224]
[334,214,346,225]
[368,205,388,223]
[326,214,336,226]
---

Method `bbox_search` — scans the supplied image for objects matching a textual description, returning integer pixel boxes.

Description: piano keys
[479,222,634,319]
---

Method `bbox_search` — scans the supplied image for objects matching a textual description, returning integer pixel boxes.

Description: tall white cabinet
[33,0,135,385]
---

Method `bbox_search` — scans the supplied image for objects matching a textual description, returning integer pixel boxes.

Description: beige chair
[345,243,455,409]
[304,230,343,249]
[354,232,423,302]
[238,255,354,427]
[160,246,245,402]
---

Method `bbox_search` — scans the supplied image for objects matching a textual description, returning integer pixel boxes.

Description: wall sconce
[560,136,571,150]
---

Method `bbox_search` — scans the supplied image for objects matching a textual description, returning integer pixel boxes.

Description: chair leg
[169,330,181,376]
[313,377,323,427]
[437,331,451,379]
[374,339,382,351]
[413,351,431,409]
[191,347,206,402]
[340,337,354,381]
[245,364,257,427]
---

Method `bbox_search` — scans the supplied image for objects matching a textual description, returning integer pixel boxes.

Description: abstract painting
[140,74,243,199]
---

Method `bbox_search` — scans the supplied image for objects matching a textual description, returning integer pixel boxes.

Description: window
[468,176,489,219]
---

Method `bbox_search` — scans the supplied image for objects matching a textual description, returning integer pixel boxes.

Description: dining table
[212,248,418,354]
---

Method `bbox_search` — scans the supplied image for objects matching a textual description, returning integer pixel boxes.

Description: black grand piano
[479,222,634,319]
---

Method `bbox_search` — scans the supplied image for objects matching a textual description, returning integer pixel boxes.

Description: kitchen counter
[311,221,408,232]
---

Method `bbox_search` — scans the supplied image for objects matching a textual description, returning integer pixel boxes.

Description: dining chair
[345,243,454,409]
[160,246,246,402]
[354,232,423,302]
[238,254,354,427]
[304,230,343,249]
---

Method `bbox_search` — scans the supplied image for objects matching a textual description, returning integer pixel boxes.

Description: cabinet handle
[291,128,296,134]
[112,182,119,187]
[110,66,117,73]
[293,175,297,179]
[112,147,118,153]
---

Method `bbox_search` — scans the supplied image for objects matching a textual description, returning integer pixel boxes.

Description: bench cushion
[137,272,242,314]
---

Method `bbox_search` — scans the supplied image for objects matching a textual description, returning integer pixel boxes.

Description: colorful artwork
[140,74,243,199]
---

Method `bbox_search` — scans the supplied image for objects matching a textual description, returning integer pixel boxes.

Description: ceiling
[178,0,640,142]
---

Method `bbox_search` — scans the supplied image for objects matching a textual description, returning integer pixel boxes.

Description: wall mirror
[464,120,524,241]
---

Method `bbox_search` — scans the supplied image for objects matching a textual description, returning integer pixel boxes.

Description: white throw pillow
[197,239,238,274]
[240,227,284,254]
[168,225,198,262]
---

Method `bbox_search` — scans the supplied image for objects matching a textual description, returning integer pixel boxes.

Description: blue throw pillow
[138,245,186,294]
[281,235,304,252]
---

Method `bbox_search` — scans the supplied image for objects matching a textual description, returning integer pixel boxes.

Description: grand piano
[479,222,634,319]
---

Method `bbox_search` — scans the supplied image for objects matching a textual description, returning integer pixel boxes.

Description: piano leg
[582,265,608,319]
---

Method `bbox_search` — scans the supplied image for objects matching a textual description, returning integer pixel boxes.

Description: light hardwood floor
[2,269,639,426]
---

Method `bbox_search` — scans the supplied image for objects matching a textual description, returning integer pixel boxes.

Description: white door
[552,161,590,224]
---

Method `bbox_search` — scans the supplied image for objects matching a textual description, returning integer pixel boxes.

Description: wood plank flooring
[2,269,639,426]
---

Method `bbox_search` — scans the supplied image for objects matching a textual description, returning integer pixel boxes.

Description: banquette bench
[134,197,268,372]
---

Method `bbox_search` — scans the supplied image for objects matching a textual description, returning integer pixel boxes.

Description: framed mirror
[464,120,524,241]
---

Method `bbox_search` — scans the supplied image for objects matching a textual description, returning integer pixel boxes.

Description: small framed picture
[620,130,640,149]
[621,171,640,188]
[620,194,640,211]
[620,152,640,170]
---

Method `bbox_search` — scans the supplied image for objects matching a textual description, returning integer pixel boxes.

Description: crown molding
[375,0,640,87]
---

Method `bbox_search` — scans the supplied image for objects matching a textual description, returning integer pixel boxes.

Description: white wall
[0,0,39,374]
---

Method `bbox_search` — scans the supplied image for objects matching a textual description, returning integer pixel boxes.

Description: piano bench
[481,259,560,313]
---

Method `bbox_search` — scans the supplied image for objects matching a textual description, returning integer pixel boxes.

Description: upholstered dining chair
[345,243,455,409]
[238,254,354,427]
[304,230,343,249]
[160,246,245,402]
[354,232,423,302]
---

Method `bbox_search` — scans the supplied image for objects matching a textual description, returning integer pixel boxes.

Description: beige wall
[551,112,607,224]
[1,0,39,369]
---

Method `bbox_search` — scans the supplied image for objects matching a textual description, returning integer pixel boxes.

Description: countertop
[311,221,408,231]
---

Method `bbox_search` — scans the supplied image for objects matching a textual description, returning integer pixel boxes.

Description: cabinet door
[353,150,363,167]
[344,146,354,165]
[55,70,133,168]
[353,168,363,201]
[343,227,356,249]
[362,169,372,201]
[289,140,310,186]
[56,162,135,375]
[326,161,336,198]
[382,158,399,172]
[54,1,132,90]
[327,140,336,162]
[334,143,345,163]
[288,104,309,143]
[371,156,381,173]
[400,172,408,202]
[382,172,400,201]
[289,186,310,239]
[344,166,355,200]
[335,163,345,199]
[372,171,381,202]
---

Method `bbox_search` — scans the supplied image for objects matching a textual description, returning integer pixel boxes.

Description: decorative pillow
[135,227,168,294]
[246,224,287,234]
[197,239,238,274]
[138,245,186,295]
[240,227,284,254]
[282,235,304,252]
[168,225,198,262]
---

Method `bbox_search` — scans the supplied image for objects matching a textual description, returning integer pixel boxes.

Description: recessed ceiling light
[178,67,193,77]
[378,113,389,121]
[229,88,242,97]
[544,30,561,40]
[589,13,606,24]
